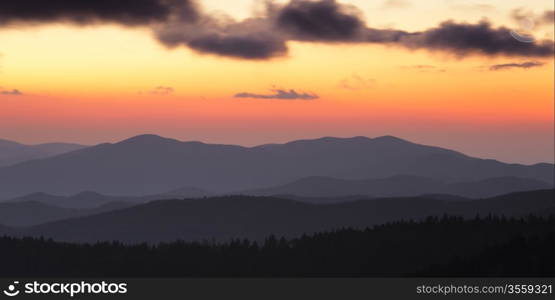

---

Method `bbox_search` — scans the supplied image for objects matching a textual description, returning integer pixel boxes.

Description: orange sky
[0,0,553,164]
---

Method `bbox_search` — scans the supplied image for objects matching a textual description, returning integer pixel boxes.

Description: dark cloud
[275,0,366,41]
[0,89,23,96]
[234,89,318,100]
[364,28,408,43]
[150,86,174,95]
[0,0,553,60]
[0,0,198,26]
[154,14,288,59]
[397,21,554,57]
[271,2,553,58]
[187,33,287,59]
[489,61,545,71]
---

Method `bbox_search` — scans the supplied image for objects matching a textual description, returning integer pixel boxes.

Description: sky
[0,0,553,164]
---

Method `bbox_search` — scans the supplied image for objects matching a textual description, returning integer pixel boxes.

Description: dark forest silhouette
[1,215,553,277]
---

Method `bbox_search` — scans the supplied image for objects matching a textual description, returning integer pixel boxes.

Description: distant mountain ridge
[6,189,211,209]
[243,175,553,198]
[9,189,554,243]
[0,138,86,167]
[8,191,141,209]
[0,200,135,227]
[0,134,552,198]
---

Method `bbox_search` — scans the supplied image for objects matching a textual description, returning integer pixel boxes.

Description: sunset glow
[0,0,553,164]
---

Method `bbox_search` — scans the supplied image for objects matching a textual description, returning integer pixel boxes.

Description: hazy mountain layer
[0,200,134,227]
[9,189,553,243]
[0,135,551,198]
[0,139,86,167]
[243,175,552,198]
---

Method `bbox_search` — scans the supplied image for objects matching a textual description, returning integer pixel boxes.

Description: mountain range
[0,200,134,227]
[2,174,548,227]
[8,191,133,209]
[4,189,553,243]
[243,175,552,198]
[0,134,552,198]
[0,139,86,167]
[5,188,216,209]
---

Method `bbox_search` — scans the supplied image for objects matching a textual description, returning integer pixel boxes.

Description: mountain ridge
[0,200,135,227]
[10,189,554,243]
[0,134,552,198]
[243,175,552,198]
[0,138,87,167]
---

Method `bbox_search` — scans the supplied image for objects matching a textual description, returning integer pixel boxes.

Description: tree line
[0,215,553,277]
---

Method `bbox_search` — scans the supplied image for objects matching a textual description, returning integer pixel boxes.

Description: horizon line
[2,133,553,166]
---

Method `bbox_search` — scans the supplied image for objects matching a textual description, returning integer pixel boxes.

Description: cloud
[234,89,318,100]
[511,9,555,27]
[271,2,554,58]
[0,89,23,95]
[149,86,174,95]
[488,61,545,71]
[275,0,366,42]
[0,0,553,60]
[186,33,288,59]
[396,20,554,57]
[0,0,198,26]
[382,0,411,9]
[154,13,288,59]
[156,0,366,59]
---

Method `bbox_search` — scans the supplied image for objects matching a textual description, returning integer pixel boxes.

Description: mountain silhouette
[12,189,553,243]
[0,139,86,168]
[8,191,140,209]
[0,200,134,227]
[163,186,213,198]
[5,189,216,209]
[0,134,551,198]
[243,175,552,199]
